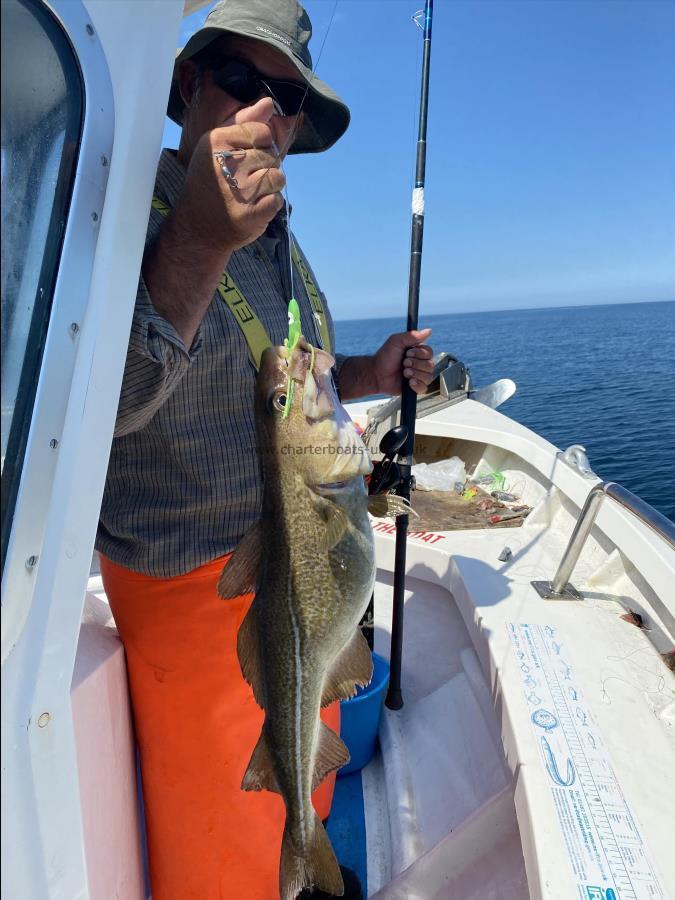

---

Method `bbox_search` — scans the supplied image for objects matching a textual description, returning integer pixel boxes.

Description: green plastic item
[473,470,506,491]
[282,298,301,418]
[286,297,301,352]
[492,471,506,491]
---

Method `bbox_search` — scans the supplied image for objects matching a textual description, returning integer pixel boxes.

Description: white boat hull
[60,396,675,899]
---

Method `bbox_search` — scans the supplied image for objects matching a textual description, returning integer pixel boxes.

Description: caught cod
[218,336,407,899]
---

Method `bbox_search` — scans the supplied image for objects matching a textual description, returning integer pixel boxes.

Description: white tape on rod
[412,187,425,215]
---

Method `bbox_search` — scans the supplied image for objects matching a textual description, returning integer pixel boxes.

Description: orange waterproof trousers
[100,553,339,900]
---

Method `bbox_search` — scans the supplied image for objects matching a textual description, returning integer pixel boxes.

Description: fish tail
[280,811,343,900]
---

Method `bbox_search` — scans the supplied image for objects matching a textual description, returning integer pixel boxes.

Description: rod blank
[386,0,434,711]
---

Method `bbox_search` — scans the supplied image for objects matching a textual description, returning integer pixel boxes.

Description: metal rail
[532,481,675,600]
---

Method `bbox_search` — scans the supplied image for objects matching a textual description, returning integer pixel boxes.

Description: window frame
[0,0,192,894]
[1,0,86,567]
[1,0,113,660]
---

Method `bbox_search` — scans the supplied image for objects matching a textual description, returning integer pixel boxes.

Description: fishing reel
[367,425,411,496]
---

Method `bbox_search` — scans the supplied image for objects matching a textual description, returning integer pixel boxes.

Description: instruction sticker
[507,623,666,900]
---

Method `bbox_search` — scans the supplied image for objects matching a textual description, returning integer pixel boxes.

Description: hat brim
[166,26,350,154]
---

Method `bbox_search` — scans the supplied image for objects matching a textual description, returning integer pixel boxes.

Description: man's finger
[210,121,275,152]
[405,345,433,360]
[408,378,427,395]
[247,166,286,198]
[402,369,429,392]
[232,147,281,176]
[403,358,434,377]
[409,328,432,341]
[253,192,285,221]
[390,327,432,350]
[224,96,277,127]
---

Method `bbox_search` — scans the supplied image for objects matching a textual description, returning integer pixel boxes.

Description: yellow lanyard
[289,243,332,356]
[151,197,331,369]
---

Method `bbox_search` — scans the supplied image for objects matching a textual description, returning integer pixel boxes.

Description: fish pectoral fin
[280,812,343,900]
[314,500,349,553]
[321,628,374,706]
[241,728,280,794]
[237,601,265,708]
[312,721,350,791]
[216,521,262,599]
[367,492,419,519]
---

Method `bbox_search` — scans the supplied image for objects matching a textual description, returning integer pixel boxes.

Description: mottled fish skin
[258,476,374,855]
[235,340,376,899]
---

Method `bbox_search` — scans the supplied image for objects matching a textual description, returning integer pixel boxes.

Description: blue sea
[335,300,675,522]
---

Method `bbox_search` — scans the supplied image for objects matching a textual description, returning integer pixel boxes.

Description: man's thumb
[404,327,432,345]
[228,96,276,126]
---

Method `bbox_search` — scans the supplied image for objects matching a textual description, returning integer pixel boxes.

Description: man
[97,2,434,898]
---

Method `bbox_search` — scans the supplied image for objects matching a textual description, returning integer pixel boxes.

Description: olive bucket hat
[167,0,350,154]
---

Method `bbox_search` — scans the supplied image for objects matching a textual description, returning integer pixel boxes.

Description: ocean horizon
[333,297,674,323]
[335,300,675,521]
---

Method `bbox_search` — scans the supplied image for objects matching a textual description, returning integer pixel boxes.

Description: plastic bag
[412,457,466,492]
[470,469,506,492]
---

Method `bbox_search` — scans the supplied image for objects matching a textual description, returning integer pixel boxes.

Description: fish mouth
[314,478,358,494]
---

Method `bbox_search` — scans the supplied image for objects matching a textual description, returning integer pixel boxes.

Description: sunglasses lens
[214,61,261,104]
[266,81,306,116]
[212,61,307,116]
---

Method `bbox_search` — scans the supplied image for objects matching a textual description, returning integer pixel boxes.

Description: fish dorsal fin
[217,521,262,599]
[237,600,265,708]
[312,721,350,792]
[321,628,373,707]
[367,493,419,519]
[241,726,280,794]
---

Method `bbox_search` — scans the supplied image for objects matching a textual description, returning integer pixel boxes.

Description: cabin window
[0,0,83,561]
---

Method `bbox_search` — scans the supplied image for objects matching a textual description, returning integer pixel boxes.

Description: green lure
[285,298,301,351]
[282,298,302,418]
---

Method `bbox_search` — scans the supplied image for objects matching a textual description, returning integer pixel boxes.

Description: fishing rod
[385,0,434,711]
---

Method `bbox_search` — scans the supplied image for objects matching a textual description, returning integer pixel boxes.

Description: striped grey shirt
[96,149,344,576]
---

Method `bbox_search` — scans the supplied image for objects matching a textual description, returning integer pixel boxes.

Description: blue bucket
[338,652,390,776]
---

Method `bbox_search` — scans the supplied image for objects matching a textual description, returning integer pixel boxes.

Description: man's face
[181,35,303,158]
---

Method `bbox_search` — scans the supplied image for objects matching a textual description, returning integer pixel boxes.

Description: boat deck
[362,572,528,897]
[411,486,530,531]
[366,506,674,897]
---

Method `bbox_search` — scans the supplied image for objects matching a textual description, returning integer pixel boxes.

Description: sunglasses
[208,59,307,117]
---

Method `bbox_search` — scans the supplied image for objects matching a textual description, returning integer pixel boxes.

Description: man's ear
[178,59,201,109]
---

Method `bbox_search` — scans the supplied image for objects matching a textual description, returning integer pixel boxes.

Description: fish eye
[272,392,287,413]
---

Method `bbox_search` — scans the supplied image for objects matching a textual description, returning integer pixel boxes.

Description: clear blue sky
[164,0,675,320]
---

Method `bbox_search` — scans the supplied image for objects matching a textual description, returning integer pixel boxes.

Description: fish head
[256,339,373,486]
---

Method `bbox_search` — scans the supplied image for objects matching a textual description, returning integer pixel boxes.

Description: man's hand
[337,328,435,401]
[143,97,285,348]
[176,97,286,254]
[373,328,434,395]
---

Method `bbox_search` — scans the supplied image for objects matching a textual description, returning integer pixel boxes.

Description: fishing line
[281,0,339,310]
[249,0,340,310]
[600,670,667,705]
[582,591,670,706]
[505,477,527,497]
[275,0,340,164]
